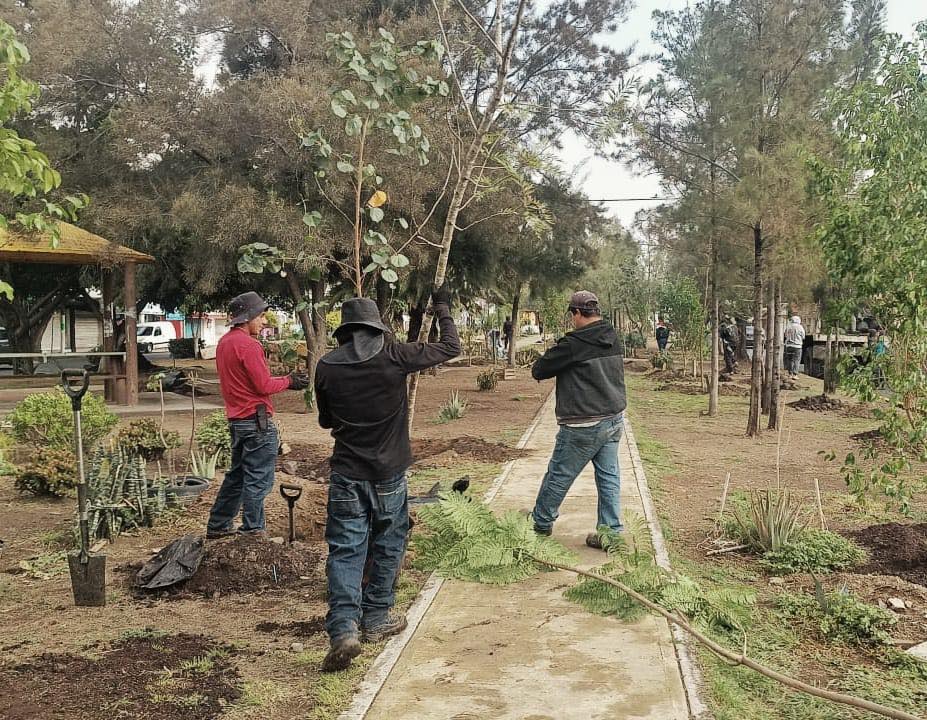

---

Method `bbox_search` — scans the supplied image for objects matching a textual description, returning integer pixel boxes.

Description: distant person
[502,316,514,352]
[783,315,806,377]
[719,316,739,374]
[529,291,626,549]
[655,319,670,352]
[207,292,309,539]
[314,288,460,673]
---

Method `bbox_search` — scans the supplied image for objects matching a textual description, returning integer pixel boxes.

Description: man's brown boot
[320,634,362,672]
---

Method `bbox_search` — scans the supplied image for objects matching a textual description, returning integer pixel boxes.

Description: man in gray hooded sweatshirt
[314,289,459,672]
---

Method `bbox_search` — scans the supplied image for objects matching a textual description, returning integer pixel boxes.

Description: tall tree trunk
[768,279,783,430]
[708,176,719,415]
[375,274,390,320]
[507,285,522,368]
[406,0,530,430]
[824,327,838,395]
[762,280,775,415]
[307,277,327,393]
[747,224,764,437]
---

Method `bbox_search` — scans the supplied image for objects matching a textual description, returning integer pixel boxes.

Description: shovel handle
[61,370,91,410]
[279,482,303,502]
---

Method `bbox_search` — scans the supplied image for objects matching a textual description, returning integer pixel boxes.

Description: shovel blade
[68,551,106,607]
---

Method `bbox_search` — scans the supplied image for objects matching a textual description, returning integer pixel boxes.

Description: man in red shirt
[206,291,309,538]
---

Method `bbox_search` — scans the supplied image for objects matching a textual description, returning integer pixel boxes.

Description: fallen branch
[530,555,924,720]
[705,543,748,556]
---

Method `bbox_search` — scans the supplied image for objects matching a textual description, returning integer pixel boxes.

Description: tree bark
[762,280,775,415]
[375,274,390,320]
[768,279,783,430]
[507,285,522,368]
[747,224,764,437]
[824,327,838,395]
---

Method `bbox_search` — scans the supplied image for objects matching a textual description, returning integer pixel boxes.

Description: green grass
[407,460,503,497]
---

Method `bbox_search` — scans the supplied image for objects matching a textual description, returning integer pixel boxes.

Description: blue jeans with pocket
[207,418,278,534]
[325,471,409,642]
[532,415,624,534]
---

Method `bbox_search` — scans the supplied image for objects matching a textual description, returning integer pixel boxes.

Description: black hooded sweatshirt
[314,304,460,481]
[531,319,626,424]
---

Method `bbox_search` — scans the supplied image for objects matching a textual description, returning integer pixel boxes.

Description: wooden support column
[124,262,138,406]
[101,269,117,402]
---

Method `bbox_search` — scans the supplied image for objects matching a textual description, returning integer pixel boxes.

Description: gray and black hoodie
[531,320,626,424]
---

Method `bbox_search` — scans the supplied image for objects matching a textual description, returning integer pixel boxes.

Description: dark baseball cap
[568,290,599,311]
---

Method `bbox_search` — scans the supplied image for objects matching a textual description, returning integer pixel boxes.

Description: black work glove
[431,283,452,308]
[288,371,310,391]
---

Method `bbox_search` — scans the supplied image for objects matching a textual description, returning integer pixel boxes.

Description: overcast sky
[557,1,926,229]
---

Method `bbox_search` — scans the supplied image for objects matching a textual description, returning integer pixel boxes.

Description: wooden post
[101,269,116,402]
[124,262,139,406]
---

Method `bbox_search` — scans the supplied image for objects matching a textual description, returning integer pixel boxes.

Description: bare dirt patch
[255,616,326,638]
[788,394,872,418]
[0,633,239,720]
[849,522,927,588]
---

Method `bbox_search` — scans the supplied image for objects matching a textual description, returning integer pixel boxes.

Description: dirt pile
[656,382,702,396]
[788,395,871,417]
[255,617,326,638]
[0,634,239,720]
[849,522,927,587]
[264,479,328,542]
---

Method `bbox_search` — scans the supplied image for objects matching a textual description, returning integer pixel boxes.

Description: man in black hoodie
[314,289,460,672]
[530,291,626,549]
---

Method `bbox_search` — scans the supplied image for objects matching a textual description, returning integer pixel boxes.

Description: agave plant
[734,489,808,553]
[190,449,221,479]
[436,390,468,423]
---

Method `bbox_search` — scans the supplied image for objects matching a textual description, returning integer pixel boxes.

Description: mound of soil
[624,358,652,373]
[0,634,239,720]
[719,384,750,397]
[849,522,927,587]
[647,369,688,382]
[255,616,326,638]
[788,395,872,417]
[129,535,326,599]
[264,479,328,542]
[283,437,527,478]
[656,382,703,396]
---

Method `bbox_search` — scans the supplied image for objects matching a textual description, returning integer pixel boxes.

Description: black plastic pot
[167,475,211,506]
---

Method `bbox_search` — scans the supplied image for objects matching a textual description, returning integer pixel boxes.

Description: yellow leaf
[368,190,388,208]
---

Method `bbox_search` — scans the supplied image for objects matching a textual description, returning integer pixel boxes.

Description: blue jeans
[532,415,624,534]
[207,419,278,534]
[325,471,409,641]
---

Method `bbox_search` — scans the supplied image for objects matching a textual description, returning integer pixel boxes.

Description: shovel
[62,370,106,607]
[279,483,302,544]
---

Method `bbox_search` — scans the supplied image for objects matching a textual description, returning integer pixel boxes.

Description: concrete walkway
[349,396,693,720]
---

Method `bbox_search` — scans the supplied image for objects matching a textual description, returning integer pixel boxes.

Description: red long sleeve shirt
[216,327,290,419]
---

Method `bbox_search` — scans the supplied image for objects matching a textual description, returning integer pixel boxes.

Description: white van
[137,321,178,353]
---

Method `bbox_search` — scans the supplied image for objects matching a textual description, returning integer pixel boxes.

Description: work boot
[361,614,408,643]
[524,510,551,537]
[320,634,362,672]
[585,532,605,550]
[205,527,235,540]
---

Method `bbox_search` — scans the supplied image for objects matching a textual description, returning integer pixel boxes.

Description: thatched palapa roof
[0,221,154,266]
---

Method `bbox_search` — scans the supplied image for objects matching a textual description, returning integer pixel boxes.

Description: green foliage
[436,390,468,423]
[194,411,231,466]
[651,351,673,370]
[568,516,755,633]
[167,338,202,359]
[476,368,498,391]
[416,497,754,633]
[0,20,88,294]
[116,419,181,460]
[190,449,220,479]
[731,490,807,553]
[812,26,927,512]
[759,530,866,575]
[14,447,76,496]
[776,590,896,646]
[7,389,117,452]
[658,277,704,363]
[414,492,577,584]
[84,447,170,541]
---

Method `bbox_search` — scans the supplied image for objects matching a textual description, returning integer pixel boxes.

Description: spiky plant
[436,390,468,424]
[733,489,808,553]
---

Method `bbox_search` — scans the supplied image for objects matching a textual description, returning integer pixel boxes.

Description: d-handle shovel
[62,370,106,607]
[279,483,303,545]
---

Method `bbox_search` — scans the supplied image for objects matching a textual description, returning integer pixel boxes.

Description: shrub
[195,411,231,466]
[476,369,498,391]
[116,419,182,460]
[731,489,807,553]
[776,590,896,646]
[15,448,78,496]
[436,390,468,423]
[8,389,118,451]
[167,338,204,359]
[760,530,866,575]
[650,351,673,370]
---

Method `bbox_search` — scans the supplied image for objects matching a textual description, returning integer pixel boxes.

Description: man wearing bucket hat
[315,287,460,672]
[529,290,627,549]
[206,291,309,539]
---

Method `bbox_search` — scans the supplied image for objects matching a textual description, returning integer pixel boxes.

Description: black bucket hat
[333,298,391,339]
[229,291,269,325]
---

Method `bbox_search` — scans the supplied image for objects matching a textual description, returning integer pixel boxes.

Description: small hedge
[7,389,118,452]
[760,529,866,575]
[15,448,78,496]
